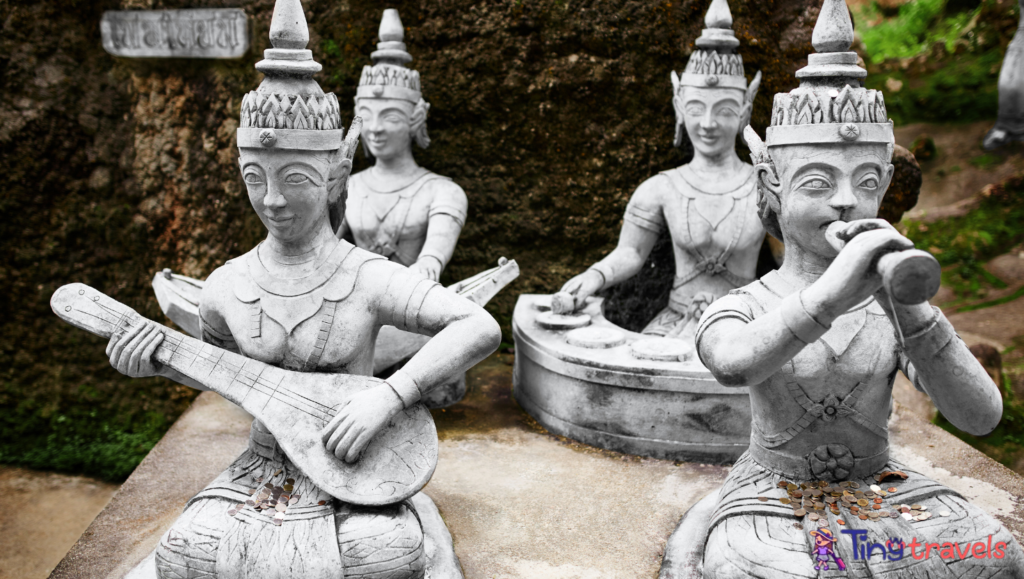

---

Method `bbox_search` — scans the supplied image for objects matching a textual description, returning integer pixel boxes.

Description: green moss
[858,0,974,63]
[970,152,1001,169]
[904,176,1024,299]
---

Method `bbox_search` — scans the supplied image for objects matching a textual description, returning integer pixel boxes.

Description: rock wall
[0,0,921,477]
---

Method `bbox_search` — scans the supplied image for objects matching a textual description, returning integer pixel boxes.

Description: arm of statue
[322,263,501,462]
[410,182,468,282]
[699,220,920,387]
[105,269,239,392]
[889,303,1003,436]
[556,179,663,312]
[410,213,463,282]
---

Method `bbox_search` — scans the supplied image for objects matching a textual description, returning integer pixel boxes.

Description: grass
[853,0,1017,125]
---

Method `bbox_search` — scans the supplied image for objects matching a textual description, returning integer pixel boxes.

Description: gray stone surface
[49,355,1024,579]
[100,10,248,59]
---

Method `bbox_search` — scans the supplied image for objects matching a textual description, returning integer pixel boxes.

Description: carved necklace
[362,166,430,194]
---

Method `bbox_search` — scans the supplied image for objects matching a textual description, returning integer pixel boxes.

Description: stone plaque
[100,9,249,59]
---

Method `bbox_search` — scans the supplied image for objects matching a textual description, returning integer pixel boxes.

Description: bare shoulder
[200,258,247,315]
[422,176,467,208]
[630,172,672,207]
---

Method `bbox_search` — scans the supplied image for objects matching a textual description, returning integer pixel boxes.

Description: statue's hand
[322,383,404,464]
[106,320,165,378]
[556,270,604,313]
[410,257,442,282]
[809,219,914,320]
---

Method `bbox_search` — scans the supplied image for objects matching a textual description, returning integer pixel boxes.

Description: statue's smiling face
[769,143,893,258]
[677,86,746,158]
[239,148,333,243]
[356,98,415,160]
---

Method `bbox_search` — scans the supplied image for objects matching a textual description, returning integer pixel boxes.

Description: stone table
[50,354,1024,578]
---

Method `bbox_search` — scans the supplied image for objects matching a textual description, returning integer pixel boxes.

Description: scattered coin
[227,508,238,516]
[855,491,866,499]
[291,494,301,501]
[911,504,923,510]
[872,505,881,510]
[916,512,932,521]
[276,503,286,512]
[248,489,256,495]
[859,514,868,520]
[787,483,798,491]
[901,506,911,513]
[839,481,850,488]
[792,491,803,499]
[890,512,900,519]
[246,500,255,507]
[837,519,846,525]
[902,512,913,521]
[869,512,880,519]
[757,496,769,502]
[795,509,807,517]
[289,497,299,506]
[918,505,928,511]
[878,491,888,497]
[850,506,860,513]
[849,482,861,489]
[273,469,283,477]
[283,485,294,493]
[869,484,881,493]
[318,500,327,506]
[272,518,283,526]
[780,497,792,504]
[857,499,869,507]
[809,513,819,521]
[286,478,295,485]
[888,487,898,493]
[940,510,951,517]
[874,498,883,504]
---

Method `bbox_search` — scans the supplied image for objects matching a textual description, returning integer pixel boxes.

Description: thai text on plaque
[100,9,249,59]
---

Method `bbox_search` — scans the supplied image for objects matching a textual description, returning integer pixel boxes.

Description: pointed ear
[672,93,685,148]
[410,98,431,148]
[746,70,762,106]
[755,161,783,214]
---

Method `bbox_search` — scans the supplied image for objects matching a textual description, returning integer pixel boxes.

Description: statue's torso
[202,241,387,375]
[714,271,900,480]
[628,164,765,308]
[345,169,466,267]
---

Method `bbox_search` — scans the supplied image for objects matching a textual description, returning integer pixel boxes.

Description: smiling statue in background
[553,0,764,349]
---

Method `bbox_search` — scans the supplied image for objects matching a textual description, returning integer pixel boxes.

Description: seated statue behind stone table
[65,1,500,577]
[554,0,764,348]
[660,1,1024,577]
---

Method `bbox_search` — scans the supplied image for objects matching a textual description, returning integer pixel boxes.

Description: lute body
[51,283,437,506]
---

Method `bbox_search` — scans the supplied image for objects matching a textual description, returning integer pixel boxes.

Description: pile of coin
[228,475,301,526]
[757,477,931,528]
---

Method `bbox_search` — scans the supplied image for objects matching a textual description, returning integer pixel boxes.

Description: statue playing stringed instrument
[51,1,499,577]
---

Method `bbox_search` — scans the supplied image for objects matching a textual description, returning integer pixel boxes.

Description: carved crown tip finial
[705,0,734,29]
[379,9,404,43]
[812,0,854,53]
[269,0,309,50]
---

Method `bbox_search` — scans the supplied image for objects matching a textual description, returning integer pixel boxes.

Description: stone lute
[50,283,438,506]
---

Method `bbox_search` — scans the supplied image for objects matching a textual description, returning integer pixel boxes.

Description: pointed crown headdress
[237,0,344,151]
[673,0,751,92]
[744,0,893,159]
[356,9,422,103]
[670,0,761,147]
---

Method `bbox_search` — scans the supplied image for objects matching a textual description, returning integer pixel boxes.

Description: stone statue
[660,1,1024,576]
[510,0,761,463]
[553,0,763,347]
[53,1,500,577]
[984,0,1024,150]
[337,8,466,284]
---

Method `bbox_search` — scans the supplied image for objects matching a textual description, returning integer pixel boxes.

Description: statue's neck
[260,220,340,278]
[688,148,744,176]
[775,242,833,288]
[369,148,421,193]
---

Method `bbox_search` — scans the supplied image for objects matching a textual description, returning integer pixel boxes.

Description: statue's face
[239,147,333,243]
[356,98,415,160]
[677,86,746,158]
[769,143,893,258]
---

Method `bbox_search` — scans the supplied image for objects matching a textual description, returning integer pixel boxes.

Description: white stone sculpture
[984,0,1024,150]
[512,0,762,462]
[52,1,501,577]
[661,1,1024,576]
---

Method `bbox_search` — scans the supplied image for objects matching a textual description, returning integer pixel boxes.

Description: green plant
[970,153,1001,169]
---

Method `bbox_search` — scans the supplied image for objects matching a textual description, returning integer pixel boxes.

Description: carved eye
[284,174,310,185]
[244,173,264,184]
[858,176,880,189]
[685,104,705,117]
[801,177,831,190]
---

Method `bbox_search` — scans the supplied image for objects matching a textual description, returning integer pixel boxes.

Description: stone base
[123,492,463,579]
[512,294,751,462]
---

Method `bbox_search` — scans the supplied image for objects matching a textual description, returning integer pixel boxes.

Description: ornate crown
[673,0,750,92]
[237,0,343,151]
[746,0,893,155]
[355,9,423,103]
